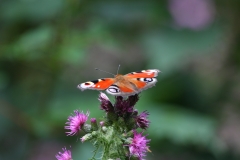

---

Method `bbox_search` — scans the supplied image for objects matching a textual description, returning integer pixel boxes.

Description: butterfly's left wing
[123,69,160,92]
[78,78,115,91]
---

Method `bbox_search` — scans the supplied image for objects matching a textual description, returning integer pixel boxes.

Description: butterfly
[77,69,160,96]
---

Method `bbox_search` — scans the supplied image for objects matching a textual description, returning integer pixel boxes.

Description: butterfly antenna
[95,68,115,76]
[117,64,121,75]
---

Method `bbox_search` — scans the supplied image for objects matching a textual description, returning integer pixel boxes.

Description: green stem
[100,122,128,160]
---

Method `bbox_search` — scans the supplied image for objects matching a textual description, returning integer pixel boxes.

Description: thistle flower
[129,131,150,160]
[99,92,114,112]
[59,92,152,159]
[91,118,96,123]
[99,121,105,126]
[65,110,89,136]
[128,94,139,106]
[91,118,98,131]
[136,111,150,130]
[56,147,72,160]
[115,94,139,116]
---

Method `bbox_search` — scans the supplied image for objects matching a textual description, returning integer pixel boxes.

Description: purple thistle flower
[136,111,150,130]
[128,94,139,106]
[65,110,89,136]
[91,118,98,131]
[129,131,150,160]
[114,94,139,116]
[99,121,104,126]
[90,118,96,123]
[98,92,114,112]
[56,147,72,160]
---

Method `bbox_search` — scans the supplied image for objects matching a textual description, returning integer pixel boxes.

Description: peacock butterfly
[78,68,160,96]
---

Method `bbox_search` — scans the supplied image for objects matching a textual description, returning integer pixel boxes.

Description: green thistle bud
[90,118,98,131]
[83,124,92,133]
[81,133,94,142]
[102,126,108,132]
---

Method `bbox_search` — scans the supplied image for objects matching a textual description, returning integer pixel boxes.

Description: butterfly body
[78,69,160,96]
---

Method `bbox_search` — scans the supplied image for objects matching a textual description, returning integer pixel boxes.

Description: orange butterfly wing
[78,78,114,91]
[124,69,160,89]
[118,85,135,92]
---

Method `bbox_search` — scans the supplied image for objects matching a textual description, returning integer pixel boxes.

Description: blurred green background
[1,0,240,159]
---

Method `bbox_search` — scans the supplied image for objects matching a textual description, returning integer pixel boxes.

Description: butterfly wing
[106,83,136,96]
[78,78,115,91]
[125,69,160,78]
[106,69,160,96]
[122,69,160,94]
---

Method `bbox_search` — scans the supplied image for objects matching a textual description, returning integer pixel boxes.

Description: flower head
[90,118,96,123]
[65,110,89,136]
[56,147,72,160]
[98,92,114,112]
[99,121,105,126]
[90,118,98,131]
[128,94,139,106]
[136,111,150,130]
[129,131,150,160]
[114,94,139,116]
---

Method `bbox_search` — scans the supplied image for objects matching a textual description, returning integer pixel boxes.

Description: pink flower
[136,111,150,130]
[65,110,89,136]
[90,118,96,123]
[99,121,104,126]
[56,147,72,160]
[115,94,139,116]
[129,131,150,160]
[98,92,114,112]
[168,0,215,30]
